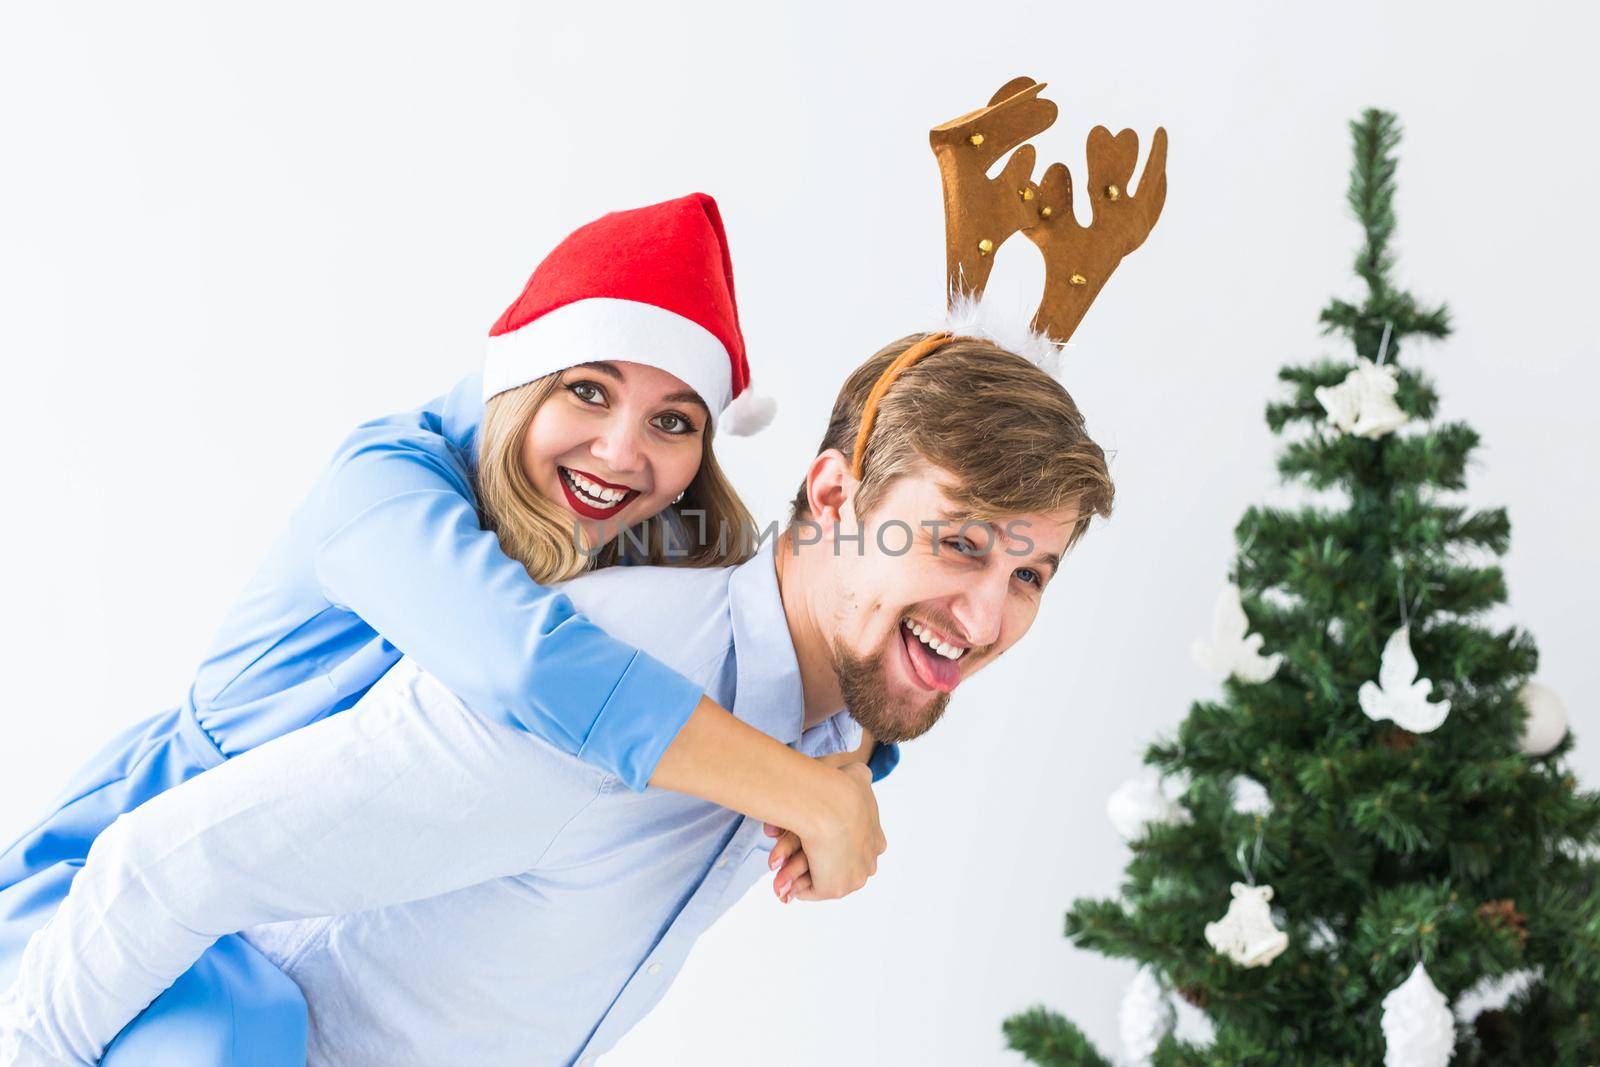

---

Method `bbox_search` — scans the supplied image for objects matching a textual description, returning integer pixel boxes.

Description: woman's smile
[556,465,642,519]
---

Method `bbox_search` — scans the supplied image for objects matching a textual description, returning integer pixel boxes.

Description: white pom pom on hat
[719,385,776,435]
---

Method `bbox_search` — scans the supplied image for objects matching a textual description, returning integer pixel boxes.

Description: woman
[0,193,888,1060]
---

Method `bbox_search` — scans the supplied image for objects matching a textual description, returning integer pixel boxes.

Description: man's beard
[829,635,951,746]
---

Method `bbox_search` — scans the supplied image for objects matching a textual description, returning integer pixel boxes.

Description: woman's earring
[673,490,686,504]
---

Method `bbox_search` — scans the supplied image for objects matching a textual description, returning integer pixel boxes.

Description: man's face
[812,467,1076,745]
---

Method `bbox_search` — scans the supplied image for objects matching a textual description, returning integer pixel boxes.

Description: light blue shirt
[0,540,881,1066]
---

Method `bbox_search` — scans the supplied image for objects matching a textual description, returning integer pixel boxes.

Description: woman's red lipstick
[557,466,639,520]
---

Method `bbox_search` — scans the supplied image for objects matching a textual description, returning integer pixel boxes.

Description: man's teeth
[903,619,965,660]
[563,469,627,508]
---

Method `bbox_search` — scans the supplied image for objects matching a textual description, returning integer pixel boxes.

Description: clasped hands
[762,754,885,905]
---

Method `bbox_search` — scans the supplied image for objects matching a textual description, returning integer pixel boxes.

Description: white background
[2,2,1596,1063]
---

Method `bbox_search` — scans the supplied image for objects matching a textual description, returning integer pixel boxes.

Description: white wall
[1,1,1594,1063]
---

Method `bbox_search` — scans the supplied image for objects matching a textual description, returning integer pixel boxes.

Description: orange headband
[849,331,958,479]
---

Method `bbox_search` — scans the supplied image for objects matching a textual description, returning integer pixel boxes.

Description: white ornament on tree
[1204,882,1289,967]
[1230,776,1274,816]
[1172,995,1216,1051]
[1118,966,1175,1065]
[1381,962,1455,1067]
[1455,967,1541,1025]
[1192,583,1283,684]
[1315,355,1410,439]
[1359,625,1451,733]
[1516,681,1568,756]
[1108,778,1191,842]
[1305,918,1339,952]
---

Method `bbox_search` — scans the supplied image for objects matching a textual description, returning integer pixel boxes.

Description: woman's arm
[0,661,592,1066]
[311,410,702,793]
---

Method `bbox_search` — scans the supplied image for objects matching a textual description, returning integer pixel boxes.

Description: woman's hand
[649,701,884,902]
[764,821,808,903]
[768,752,884,903]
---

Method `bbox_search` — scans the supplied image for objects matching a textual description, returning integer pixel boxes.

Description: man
[0,331,1114,1066]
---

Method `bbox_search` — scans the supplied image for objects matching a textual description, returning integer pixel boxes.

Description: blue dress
[0,370,893,1063]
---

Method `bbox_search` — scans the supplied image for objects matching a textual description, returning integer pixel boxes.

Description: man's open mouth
[557,466,639,520]
[897,617,966,693]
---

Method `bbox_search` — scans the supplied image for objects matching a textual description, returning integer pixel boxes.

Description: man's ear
[803,449,856,530]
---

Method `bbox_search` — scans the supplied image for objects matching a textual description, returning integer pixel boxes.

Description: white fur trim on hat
[720,385,775,435]
[483,296,735,427]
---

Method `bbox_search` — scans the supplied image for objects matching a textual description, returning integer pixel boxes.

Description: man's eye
[942,538,981,557]
[568,382,606,405]
[1014,567,1042,588]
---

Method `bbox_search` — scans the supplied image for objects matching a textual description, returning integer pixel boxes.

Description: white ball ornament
[1107,778,1191,842]
[1380,962,1455,1067]
[1517,681,1568,756]
[1230,776,1273,817]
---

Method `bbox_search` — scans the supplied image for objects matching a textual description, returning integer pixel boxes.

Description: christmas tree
[1001,110,1600,1066]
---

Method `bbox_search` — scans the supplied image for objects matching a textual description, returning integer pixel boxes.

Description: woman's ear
[803,449,855,530]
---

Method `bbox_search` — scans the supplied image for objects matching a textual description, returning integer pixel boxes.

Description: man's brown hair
[789,333,1114,554]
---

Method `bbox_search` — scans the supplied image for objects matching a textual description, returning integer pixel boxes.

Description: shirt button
[647,962,663,975]
[579,1058,594,1066]
[714,856,728,869]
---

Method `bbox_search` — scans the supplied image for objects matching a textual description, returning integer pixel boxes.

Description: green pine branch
[1318,109,1452,357]
[1001,1006,1114,1067]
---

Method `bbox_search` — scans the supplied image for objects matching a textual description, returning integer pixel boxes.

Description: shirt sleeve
[309,405,704,792]
[0,660,599,1066]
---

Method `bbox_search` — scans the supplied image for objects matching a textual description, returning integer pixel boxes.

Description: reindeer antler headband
[850,77,1168,479]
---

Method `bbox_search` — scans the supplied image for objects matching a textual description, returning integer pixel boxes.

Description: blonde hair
[475,373,756,584]
[790,333,1114,553]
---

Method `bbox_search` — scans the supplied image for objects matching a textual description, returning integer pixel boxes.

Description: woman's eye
[1014,567,1042,588]
[652,412,696,435]
[568,382,606,405]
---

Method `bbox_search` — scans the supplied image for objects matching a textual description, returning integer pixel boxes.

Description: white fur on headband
[942,285,1067,378]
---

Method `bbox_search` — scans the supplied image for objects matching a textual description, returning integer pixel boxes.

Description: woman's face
[521,360,708,549]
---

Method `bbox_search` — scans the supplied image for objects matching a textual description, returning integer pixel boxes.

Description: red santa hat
[483,192,775,436]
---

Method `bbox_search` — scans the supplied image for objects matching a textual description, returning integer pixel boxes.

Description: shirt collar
[726,537,806,745]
